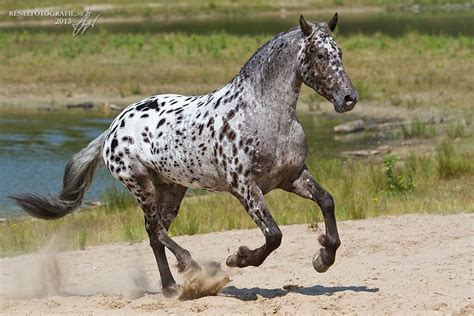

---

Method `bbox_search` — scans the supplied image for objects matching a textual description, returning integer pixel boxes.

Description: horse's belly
[150,151,225,191]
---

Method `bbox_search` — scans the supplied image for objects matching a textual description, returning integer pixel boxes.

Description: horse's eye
[317,54,325,60]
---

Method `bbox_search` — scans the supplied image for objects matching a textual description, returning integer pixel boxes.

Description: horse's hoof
[226,253,239,267]
[162,284,180,298]
[226,246,251,267]
[312,251,329,273]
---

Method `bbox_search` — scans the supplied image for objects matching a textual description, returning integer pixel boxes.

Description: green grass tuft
[103,186,137,213]
[436,140,473,179]
[401,120,436,139]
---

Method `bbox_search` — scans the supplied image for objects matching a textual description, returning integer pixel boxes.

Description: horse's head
[297,14,358,113]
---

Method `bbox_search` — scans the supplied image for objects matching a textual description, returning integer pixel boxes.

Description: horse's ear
[299,15,313,37]
[328,12,338,32]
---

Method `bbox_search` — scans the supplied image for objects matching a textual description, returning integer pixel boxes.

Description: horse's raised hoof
[226,246,252,268]
[312,249,329,273]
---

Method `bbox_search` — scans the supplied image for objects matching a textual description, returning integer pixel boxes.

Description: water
[0,112,113,217]
[99,12,473,37]
[1,12,472,36]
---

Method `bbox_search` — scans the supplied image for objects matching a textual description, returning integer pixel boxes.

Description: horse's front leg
[282,166,341,273]
[226,183,282,268]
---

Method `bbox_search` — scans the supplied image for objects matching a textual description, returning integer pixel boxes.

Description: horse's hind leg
[143,182,187,297]
[150,180,229,299]
[144,216,177,297]
[226,182,282,268]
[119,170,190,297]
[282,166,341,273]
[149,181,197,274]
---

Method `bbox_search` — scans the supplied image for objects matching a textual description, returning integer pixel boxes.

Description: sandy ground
[1,213,473,315]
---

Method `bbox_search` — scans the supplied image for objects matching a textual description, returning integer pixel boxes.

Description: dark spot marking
[157,118,166,129]
[213,97,222,109]
[111,139,118,152]
[226,110,235,120]
[231,172,239,188]
[219,120,230,141]
[227,130,236,142]
[207,117,214,128]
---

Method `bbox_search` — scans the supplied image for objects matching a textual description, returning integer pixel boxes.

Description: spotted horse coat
[10,14,358,297]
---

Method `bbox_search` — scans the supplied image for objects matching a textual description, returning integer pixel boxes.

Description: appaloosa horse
[11,14,358,296]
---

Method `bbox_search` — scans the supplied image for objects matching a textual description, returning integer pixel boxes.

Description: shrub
[384,155,415,194]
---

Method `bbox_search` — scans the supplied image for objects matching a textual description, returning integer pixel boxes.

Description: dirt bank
[1,213,472,314]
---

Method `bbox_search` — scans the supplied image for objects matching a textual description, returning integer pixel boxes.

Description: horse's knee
[266,229,282,251]
[318,192,334,212]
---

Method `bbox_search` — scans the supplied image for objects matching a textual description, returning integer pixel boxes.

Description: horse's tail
[9,132,107,220]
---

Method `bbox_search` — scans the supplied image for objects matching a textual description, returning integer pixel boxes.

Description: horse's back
[102,91,235,190]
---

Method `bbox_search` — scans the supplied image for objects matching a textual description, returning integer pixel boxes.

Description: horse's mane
[239,26,302,77]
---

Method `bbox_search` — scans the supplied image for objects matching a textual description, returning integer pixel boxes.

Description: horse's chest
[253,120,307,191]
[276,121,307,171]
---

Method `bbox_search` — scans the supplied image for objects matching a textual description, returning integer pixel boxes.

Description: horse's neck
[238,30,303,112]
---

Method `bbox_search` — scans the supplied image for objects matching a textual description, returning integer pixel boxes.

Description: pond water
[1,11,472,36]
[99,11,474,37]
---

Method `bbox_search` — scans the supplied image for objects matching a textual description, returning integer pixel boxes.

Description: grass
[103,186,136,213]
[0,31,472,112]
[447,122,466,139]
[436,140,473,179]
[401,119,437,139]
[1,139,473,257]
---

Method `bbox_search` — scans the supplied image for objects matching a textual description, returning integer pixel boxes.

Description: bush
[384,155,415,194]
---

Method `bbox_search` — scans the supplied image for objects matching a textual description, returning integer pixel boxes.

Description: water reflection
[1,12,472,36]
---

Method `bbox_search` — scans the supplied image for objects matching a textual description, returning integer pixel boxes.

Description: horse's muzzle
[344,93,358,110]
[335,91,358,113]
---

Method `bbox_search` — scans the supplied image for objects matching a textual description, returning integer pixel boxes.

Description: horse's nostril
[344,95,357,109]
